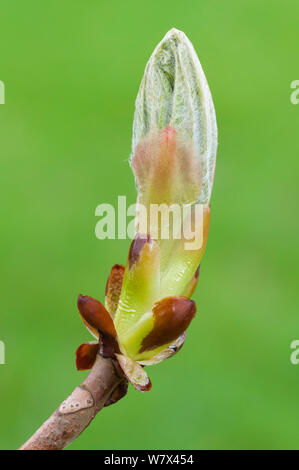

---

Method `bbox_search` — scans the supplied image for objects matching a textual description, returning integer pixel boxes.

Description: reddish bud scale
[77,295,117,338]
[128,234,152,269]
[105,264,125,296]
[184,264,200,298]
[105,264,125,317]
[116,354,152,392]
[140,296,196,353]
[76,342,99,371]
[104,381,128,407]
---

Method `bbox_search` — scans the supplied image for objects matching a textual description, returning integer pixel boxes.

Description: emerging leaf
[114,235,160,358]
[132,28,217,204]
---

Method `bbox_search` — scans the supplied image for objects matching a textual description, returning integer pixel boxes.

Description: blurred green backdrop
[1,0,299,450]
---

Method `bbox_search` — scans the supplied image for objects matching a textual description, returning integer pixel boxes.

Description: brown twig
[19,354,125,450]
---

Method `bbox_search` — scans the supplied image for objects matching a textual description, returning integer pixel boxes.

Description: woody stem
[19,354,124,450]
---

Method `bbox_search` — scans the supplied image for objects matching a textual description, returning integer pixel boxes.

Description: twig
[19,354,125,450]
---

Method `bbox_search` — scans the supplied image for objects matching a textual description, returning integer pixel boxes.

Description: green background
[1,0,298,450]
